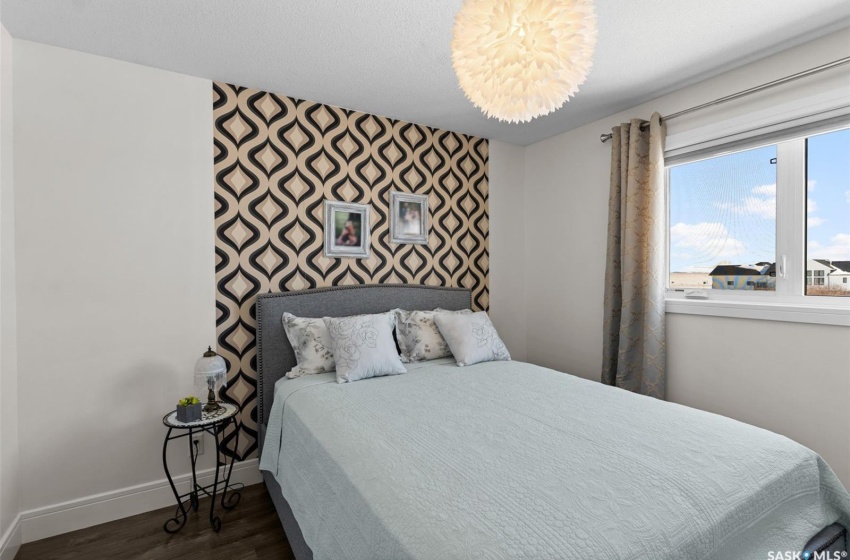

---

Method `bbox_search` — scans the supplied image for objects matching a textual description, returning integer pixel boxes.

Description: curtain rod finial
[600,133,613,143]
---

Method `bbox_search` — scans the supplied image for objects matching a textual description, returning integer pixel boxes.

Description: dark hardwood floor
[16,483,294,560]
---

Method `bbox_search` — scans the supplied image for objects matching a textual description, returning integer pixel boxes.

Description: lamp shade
[451,0,597,123]
[194,347,227,391]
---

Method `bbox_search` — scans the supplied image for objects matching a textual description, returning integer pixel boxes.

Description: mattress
[259,358,850,560]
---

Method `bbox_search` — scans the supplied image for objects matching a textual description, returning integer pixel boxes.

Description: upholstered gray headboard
[256,284,471,427]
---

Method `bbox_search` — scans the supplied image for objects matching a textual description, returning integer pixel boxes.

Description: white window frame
[664,129,850,327]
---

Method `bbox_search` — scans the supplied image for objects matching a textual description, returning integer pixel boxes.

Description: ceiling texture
[2,0,848,145]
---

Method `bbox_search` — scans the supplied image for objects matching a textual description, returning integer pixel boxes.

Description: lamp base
[203,401,222,414]
[204,388,222,414]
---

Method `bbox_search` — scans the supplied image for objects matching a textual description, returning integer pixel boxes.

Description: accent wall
[213,83,490,458]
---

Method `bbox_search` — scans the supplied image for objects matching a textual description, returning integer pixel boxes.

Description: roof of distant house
[709,265,764,276]
[832,261,850,273]
[814,259,837,270]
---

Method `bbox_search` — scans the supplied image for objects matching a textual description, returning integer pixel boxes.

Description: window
[667,124,850,321]
[669,144,776,292]
[805,128,850,297]
[807,270,826,286]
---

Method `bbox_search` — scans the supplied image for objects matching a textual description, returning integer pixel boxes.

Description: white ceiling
[2,1,848,145]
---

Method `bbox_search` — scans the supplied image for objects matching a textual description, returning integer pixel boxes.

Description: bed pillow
[393,308,472,363]
[323,313,407,383]
[281,312,336,379]
[434,311,511,367]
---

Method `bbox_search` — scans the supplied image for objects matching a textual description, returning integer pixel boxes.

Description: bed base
[262,469,313,560]
[806,523,846,555]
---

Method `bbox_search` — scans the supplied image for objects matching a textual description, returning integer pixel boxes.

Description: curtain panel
[602,112,666,399]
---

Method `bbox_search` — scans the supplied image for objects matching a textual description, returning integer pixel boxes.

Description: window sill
[665,297,850,326]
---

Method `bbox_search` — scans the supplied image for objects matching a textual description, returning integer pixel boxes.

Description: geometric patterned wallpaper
[213,82,489,458]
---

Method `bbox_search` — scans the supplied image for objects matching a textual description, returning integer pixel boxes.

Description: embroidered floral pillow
[393,308,472,363]
[433,311,511,367]
[323,313,406,383]
[281,312,336,379]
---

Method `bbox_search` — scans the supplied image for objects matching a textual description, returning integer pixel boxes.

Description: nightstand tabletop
[162,402,238,429]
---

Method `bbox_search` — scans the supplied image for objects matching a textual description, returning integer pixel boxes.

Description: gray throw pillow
[433,311,511,367]
[323,313,407,383]
[281,312,336,379]
[393,308,472,363]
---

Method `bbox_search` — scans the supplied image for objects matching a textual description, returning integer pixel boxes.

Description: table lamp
[194,347,227,413]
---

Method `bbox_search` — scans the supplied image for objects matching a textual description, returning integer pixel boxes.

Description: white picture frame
[390,192,429,245]
[324,201,371,258]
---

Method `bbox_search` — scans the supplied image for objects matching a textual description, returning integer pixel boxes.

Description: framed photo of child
[324,201,371,258]
[390,192,429,245]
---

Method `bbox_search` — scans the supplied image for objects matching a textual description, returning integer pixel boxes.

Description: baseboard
[0,514,22,560]
[20,458,262,544]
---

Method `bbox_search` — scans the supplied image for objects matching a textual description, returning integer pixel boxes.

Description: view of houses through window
[805,128,850,296]
[668,143,777,292]
[668,127,850,297]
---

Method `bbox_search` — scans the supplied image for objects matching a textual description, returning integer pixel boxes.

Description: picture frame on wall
[324,201,371,258]
[390,192,429,245]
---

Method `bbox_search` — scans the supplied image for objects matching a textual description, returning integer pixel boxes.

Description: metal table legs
[161,416,241,533]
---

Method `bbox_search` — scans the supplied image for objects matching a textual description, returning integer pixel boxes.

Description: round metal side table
[161,402,242,533]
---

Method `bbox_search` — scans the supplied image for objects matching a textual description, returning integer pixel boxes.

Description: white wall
[667,314,850,483]
[12,40,222,539]
[523,28,850,487]
[0,22,21,560]
[489,141,527,361]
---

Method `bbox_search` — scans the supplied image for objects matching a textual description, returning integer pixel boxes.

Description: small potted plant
[176,396,202,423]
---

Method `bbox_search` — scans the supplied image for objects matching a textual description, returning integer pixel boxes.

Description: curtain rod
[599,56,850,143]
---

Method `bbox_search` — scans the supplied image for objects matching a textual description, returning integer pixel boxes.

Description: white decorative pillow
[281,312,336,379]
[323,313,407,383]
[434,311,511,367]
[393,308,472,363]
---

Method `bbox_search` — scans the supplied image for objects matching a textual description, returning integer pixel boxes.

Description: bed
[255,284,849,560]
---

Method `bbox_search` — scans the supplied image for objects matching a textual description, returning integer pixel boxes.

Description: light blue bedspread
[259,359,850,560]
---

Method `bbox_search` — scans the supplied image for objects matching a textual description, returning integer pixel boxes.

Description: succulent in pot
[176,396,202,423]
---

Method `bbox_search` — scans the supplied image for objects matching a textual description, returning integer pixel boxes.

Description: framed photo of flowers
[324,201,371,258]
[390,192,429,245]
